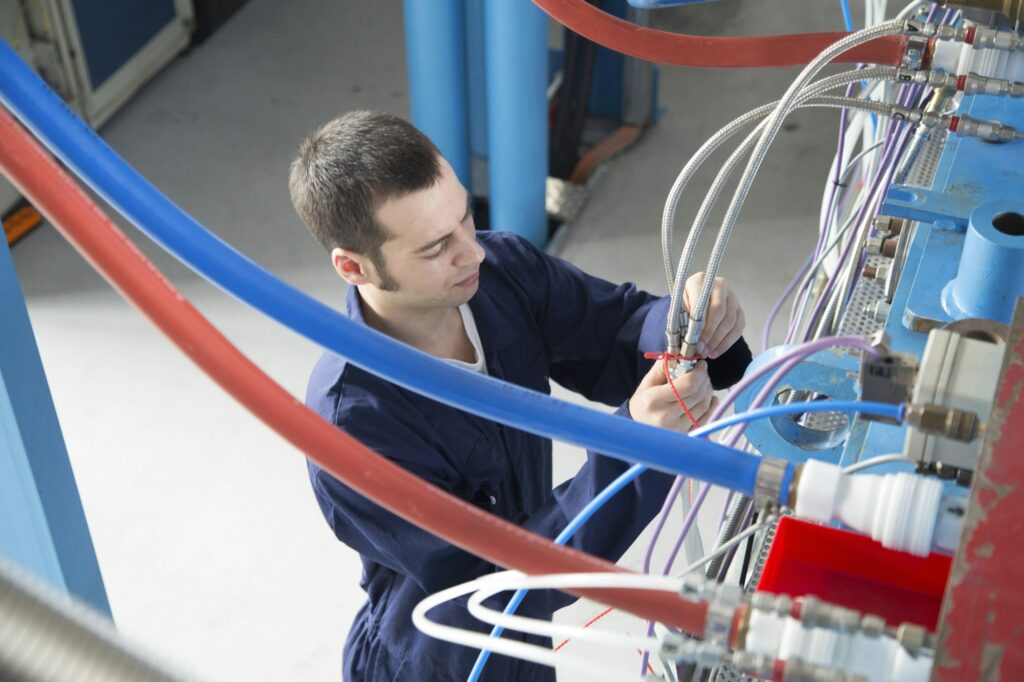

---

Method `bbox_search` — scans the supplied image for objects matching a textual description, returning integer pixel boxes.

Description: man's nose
[454,230,485,266]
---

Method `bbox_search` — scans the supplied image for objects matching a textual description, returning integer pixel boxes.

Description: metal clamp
[902,35,930,69]
[753,457,789,510]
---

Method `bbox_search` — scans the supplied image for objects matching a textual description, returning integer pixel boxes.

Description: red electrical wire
[532,0,910,68]
[553,607,656,676]
[0,105,712,634]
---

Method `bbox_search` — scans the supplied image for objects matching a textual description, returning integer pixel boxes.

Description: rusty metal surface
[932,298,1024,681]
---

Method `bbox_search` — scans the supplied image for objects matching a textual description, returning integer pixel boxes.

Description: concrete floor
[10,0,850,679]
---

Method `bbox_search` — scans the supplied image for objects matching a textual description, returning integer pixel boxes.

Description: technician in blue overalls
[289,111,752,681]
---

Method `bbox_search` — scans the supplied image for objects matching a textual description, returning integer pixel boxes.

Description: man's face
[368,157,485,311]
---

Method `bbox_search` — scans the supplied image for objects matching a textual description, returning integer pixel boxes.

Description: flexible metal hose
[664,95,894,352]
[0,561,190,682]
[660,67,897,305]
[705,495,751,581]
[685,20,908,354]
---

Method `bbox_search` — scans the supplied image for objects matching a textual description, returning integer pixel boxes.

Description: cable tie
[642,352,699,427]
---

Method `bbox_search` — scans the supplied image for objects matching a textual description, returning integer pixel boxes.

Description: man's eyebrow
[462,192,473,221]
[413,232,453,254]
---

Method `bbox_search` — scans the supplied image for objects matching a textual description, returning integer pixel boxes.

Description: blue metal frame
[736,90,1024,480]
[0,235,110,616]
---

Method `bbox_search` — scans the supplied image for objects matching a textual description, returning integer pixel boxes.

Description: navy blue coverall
[305,231,751,681]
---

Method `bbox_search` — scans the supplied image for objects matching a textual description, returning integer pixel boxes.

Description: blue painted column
[464,0,488,164]
[484,0,548,245]
[402,0,472,188]
[0,235,110,617]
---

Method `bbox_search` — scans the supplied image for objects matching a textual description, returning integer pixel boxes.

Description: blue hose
[839,0,854,32]
[0,40,771,495]
[467,399,904,681]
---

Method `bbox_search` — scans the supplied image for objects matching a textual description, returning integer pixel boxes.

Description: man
[289,111,751,681]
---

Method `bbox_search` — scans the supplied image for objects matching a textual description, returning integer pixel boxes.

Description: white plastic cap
[794,459,842,523]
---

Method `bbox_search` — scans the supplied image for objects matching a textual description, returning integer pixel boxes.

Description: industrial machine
[0,1,1022,681]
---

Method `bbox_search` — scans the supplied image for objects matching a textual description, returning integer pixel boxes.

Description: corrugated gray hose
[0,560,192,682]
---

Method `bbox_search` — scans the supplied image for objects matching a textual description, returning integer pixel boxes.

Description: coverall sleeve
[503,235,751,405]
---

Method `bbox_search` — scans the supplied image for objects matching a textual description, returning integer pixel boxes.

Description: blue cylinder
[464,0,487,164]
[402,0,471,188]
[483,0,548,246]
[943,200,1024,324]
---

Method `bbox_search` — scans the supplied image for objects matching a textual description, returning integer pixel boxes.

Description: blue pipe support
[0,235,110,616]
[402,0,471,188]
[0,39,775,498]
[483,0,548,246]
[942,200,1024,325]
[464,0,488,164]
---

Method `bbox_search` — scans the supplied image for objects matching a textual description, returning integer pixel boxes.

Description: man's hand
[629,359,718,433]
[683,272,745,359]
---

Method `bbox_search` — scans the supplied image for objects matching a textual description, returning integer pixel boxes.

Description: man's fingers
[705,302,738,359]
[699,284,726,352]
[638,356,669,390]
[710,307,745,359]
[656,362,709,405]
[697,396,721,427]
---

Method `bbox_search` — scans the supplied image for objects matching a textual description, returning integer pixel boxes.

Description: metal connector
[728,651,777,680]
[950,114,1024,142]
[685,577,743,649]
[908,21,1024,51]
[905,403,980,442]
[797,596,862,633]
[940,0,1024,22]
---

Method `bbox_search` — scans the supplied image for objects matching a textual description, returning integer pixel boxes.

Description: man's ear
[332,248,372,286]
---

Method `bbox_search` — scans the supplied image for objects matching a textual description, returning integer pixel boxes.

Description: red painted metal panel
[933,299,1024,681]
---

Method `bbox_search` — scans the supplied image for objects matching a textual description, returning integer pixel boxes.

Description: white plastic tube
[412,571,680,681]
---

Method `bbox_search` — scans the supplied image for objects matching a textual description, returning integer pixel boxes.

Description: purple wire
[638,335,878,674]
[799,96,910,342]
[763,83,856,352]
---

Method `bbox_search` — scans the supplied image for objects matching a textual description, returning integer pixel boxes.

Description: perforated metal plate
[905,129,947,189]
[836,254,888,338]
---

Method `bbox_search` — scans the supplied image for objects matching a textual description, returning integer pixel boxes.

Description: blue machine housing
[735,90,1024,483]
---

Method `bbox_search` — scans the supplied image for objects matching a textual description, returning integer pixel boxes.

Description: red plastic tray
[756,516,952,629]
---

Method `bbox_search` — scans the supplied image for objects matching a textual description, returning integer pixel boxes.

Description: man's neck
[357,286,474,362]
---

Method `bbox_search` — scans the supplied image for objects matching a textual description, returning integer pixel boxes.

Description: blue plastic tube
[840,0,855,32]
[466,398,904,681]
[0,40,770,496]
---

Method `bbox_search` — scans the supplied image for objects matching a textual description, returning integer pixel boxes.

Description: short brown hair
[288,111,442,262]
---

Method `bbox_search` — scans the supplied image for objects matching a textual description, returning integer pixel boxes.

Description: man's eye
[427,240,449,260]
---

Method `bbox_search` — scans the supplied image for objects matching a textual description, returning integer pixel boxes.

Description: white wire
[843,454,913,473]
[459,525,769,668]
[412,572,680,682]
[674,519,770,578]
[466,574,676,651]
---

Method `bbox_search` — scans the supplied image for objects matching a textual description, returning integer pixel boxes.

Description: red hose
[0,106,710,634]
[533,0,910,68]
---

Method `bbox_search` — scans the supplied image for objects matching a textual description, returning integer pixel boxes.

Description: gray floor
[11,0,848,679]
